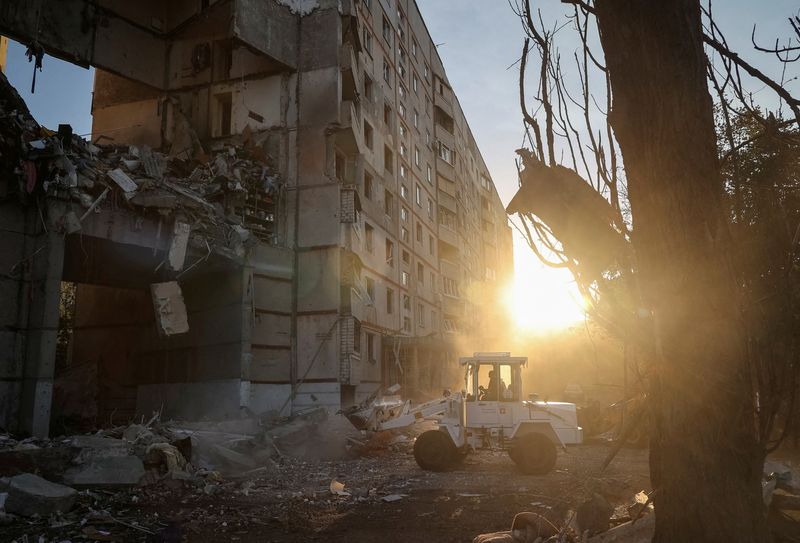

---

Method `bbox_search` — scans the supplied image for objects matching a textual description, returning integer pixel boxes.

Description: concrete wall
[0,199,60,436]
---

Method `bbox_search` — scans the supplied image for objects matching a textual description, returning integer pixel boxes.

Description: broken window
[364,74,374,101]
[353,319,362,353]
[443,277,460,297]
[382,15,393,45]
[367,333,377,364]
[384,145,394,173]
[384,103,392,128]
[362,27,373,56]
[364,121,374,150]
[335,152,347,182]
[364,171,373,199]
[383,58,392,86]
[214,92,233,137]
[385,238,394,267]
[366,276,375,301]
[384,190,394,217]
[365,222,374,252]
[438,142,453,165]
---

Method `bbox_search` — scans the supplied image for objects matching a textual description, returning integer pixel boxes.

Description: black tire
[509,433,558,475]
[413,430,458,471]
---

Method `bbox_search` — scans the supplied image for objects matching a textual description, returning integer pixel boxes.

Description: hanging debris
[150,281,190,336]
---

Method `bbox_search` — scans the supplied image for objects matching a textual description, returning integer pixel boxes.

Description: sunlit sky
[3,1,798,332]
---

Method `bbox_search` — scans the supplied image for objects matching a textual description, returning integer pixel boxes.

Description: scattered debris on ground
[0,408,654,542]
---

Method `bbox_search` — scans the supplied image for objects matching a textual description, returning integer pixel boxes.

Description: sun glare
[503,236,586,333]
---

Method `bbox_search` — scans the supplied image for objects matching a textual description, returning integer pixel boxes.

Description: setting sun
[503,234,587,332]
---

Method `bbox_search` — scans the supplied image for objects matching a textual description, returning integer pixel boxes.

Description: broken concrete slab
[168,220,191,271]
[68,435,128,450]
[68,435,131,464]
[4,474,77,517]
[0,447,78,480]
[106,168,138,199]
[130,189,178,209]
[63,456,145,487]
[210,444,258,471]
[151,281,190,336]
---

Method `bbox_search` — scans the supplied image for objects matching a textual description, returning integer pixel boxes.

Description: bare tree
[509,0,800,540]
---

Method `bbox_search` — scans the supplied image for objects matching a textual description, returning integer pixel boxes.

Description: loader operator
[482,370,507,401]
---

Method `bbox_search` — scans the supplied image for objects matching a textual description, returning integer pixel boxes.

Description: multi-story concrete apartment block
[0,0,511,436]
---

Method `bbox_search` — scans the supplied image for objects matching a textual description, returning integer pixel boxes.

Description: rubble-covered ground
[0,410,654,543]
[4,409,800,542]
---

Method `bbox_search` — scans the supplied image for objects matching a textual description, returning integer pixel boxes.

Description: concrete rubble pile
[0,71,282,265]
[0,406,385,541]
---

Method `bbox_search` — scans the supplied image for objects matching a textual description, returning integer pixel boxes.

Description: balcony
[438,188,457,211]
[438,225,458,249]
[335,99,363,155]
[443,295,465,317]
[439,258,459,279]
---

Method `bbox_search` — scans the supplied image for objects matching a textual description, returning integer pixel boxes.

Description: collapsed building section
[0,0,513,437]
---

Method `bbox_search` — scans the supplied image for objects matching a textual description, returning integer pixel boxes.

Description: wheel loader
[342,352,583,474]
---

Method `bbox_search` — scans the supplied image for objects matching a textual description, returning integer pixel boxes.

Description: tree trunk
[594,1,769,541]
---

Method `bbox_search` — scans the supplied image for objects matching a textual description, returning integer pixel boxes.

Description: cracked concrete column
[19,230,64,438]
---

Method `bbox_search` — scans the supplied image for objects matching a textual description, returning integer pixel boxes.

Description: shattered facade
[0,0,512,437]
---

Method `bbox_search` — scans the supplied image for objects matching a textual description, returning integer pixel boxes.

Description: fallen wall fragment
[151,281,190,336]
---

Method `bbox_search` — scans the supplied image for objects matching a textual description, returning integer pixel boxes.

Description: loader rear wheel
[510,433,557,475]
[413,430,457,471]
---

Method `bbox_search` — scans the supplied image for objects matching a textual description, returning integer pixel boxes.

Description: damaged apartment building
[0,0,512,437]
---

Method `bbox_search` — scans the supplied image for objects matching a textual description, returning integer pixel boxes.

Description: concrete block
[150,281,189,336]
[63,456,145,487]
[4,473,77,517]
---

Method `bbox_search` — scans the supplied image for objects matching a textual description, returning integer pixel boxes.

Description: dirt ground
[1,437,651,543]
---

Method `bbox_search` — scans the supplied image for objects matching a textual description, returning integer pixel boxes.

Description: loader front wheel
[414,430,457,471]
[510,433,557,475]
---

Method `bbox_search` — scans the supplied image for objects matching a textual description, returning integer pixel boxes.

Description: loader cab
[461,353,527,402]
